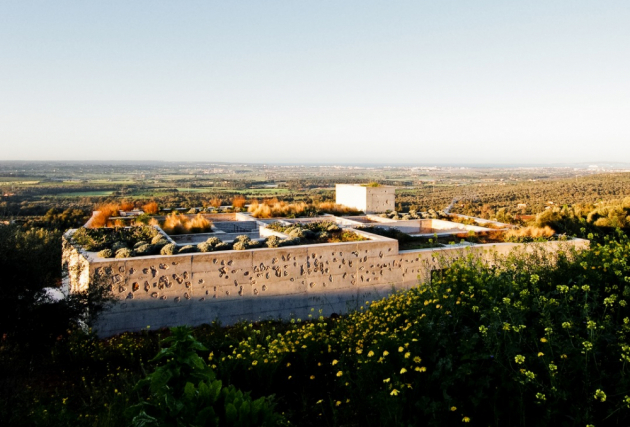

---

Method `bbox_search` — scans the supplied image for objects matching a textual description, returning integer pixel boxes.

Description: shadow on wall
[93,283,415,338]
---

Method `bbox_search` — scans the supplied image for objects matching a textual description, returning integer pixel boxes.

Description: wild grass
[209,197,223,208]
[151,212,212,235]
[505,225,555,241]
[141,201,159,215]
[248,199,359,218]
[232,196,247,208]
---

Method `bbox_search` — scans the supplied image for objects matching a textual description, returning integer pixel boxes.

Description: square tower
[335,184,396,214]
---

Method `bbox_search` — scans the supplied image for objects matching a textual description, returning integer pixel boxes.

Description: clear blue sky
[1,1,629,164]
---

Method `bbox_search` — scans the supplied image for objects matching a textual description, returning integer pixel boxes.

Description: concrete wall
[63,230,589,338]
[335,184,395,214]
[365,186,396,213]
[336,185,367,212]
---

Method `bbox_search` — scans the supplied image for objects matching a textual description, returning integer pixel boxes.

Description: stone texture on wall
[63,231,589,338]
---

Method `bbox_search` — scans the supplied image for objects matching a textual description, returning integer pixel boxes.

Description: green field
[233,188,290,195]
[175,187,219,193]
[55,190,114,197]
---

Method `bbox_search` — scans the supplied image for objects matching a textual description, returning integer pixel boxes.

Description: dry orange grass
[152,212,213,234]
[232,196,247,208]
[142,201,159,214]
[247,200,358,218]
[247,200,309,218]
[120,201,135,211]
[505,226,555,240]
[90,202,121,228]
[316,202,359,215]
[209,197,223,208]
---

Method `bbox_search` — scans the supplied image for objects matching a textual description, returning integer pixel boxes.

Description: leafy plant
[127,327,286,427]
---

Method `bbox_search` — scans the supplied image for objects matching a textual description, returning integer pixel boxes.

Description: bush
[206,237,222,246]
[197,242,213,252]
[133,240,148,249]
[288,228,306,239]
[160,243,178,256]
[151,234,166,244]
[134,244,155,256]
[111,241,128,252]
[265,235,282,248]
[214,242,232,251]
[279,237,300,247]
[178,245,197,254]
[232,241,249,251]
[152,238,169,248]
[126,327,286,427]
[115,248,133,258]
[97,248,113,258]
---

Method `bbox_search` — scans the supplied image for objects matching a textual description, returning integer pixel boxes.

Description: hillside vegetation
[2,229,630,426]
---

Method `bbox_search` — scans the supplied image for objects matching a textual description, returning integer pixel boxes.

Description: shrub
[206,237,222,246]
[142,201,159,215]
[232,241,248,251]
[265,235,282,248]
[133,240,148,249]
[197,242,212,252]
[214,242,232,251]
[288,228,306,239]
[112,241,128,252]
[234,235,251,244]
[178,245,197,254]
[151,234,166,244]
[279,237,300,247]
[97,248,113,258]
[115,248,133,258]
[126,326,286,427]
[160,243,178,256]
[232,195,247,209]
[134,244,155,256]
[72,226,159,252]
[154,212,212,235]
[505,226,555,243]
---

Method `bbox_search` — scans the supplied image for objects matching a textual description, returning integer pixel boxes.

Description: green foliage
[197,242,212,252]
[160,243,178,255]
[0,223,114,363]
[266,221,365,244]
[115,247,133,258]
[178,245,197,254]
[206,237,222,246]
[127,327,286,427]
[97,248,113,258]
[151,234,166,244]
[0,224,62,339]
[134,244,156,256]
[214,242,232,251]
[133,240,149,249]
[71,226,159,253]
[205,234,630,426]
[265,235,281,248]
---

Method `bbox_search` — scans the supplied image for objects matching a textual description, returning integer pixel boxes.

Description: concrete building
[335,184,395,213]
[61,184,588,337]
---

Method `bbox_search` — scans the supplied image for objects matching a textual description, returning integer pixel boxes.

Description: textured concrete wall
[365,186,395,213]
[335,185,396,214]
[63,231,589,338]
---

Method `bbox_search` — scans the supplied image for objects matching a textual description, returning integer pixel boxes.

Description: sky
[1,1,629,165]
